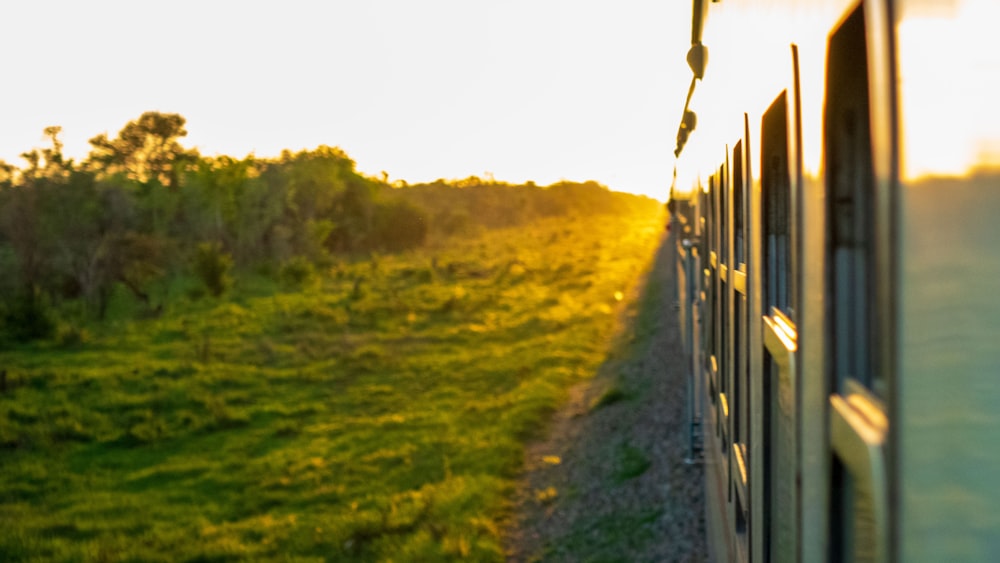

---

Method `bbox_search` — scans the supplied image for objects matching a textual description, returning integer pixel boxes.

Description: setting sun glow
[0,0,693,200]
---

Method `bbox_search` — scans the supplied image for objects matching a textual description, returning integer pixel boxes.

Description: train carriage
[670,1,1000,561]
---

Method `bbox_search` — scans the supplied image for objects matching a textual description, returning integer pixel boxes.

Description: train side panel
[672,0,1000,561]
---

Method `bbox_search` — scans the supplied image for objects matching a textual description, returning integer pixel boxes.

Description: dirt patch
[504,233,707,562]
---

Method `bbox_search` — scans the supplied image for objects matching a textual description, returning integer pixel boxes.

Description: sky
[0,0,693,200]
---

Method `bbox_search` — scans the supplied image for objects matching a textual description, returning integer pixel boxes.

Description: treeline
[396,177,657,237]
[0,111,658,342]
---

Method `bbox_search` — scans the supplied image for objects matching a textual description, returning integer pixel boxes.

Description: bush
[1,290,56,343]
[435,209,473,237]
[192,242,233,297]
[371,200,428,252]
[56,324,90,348]
[279,256,317,289]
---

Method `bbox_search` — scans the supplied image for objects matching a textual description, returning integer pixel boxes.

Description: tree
[0,160,14,190]
[41,126,70,178]
[257,146,361,257]
[40,174,166,318]
[327,177,376,252]
[86,112,198,235]
[232,172,285,265]
[105,231,171,314]
[0,178,55,341]
[279,145,355,223]
[86,111,196,189]
[0,182,44,293]
[177,155,253,246]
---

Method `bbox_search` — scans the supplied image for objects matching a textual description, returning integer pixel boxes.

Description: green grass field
[0,208,664,561]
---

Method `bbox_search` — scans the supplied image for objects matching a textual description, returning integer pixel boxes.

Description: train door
[680,184,705,463]
[718,153,746,560]
[759,90,799,563]
[719,160,731,466]
[688,187,705,461]
[823,4,893,562]
[695,184,711,462]
[705,172,720,447]
[730,138,751,560]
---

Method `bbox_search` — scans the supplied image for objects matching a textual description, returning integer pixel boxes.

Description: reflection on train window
[732,139,748,462]
[708,175,716,259]
[718,163,730,459]
[732,141,748,451]
[700,182,706,232]
[825,3,880,398]
[734,268,746,449]
[761,92,794,320]
[720,163,729,267]
[708,174,718,366]
[733,141,746,269]
[704,175,719,423]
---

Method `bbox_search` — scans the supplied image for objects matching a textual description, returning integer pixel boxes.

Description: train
[667,0,1000,562]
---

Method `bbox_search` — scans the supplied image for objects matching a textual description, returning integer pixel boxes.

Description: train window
[704,175,718,417]
[720,167,730,455]
[761,92,795,320]
[733,141,745,268]
[708,175,716,257]
[699,185,707,241]
[708,174,718,362]
[825,4,879,397]
[826,5,890,563]
[734,279,745,445]
[720,162,729,267]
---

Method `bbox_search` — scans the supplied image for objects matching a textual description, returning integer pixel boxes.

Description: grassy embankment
[0,204,664,561]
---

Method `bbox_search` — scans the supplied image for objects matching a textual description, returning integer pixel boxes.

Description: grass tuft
[615,443,652,484]
[590,385,630,412]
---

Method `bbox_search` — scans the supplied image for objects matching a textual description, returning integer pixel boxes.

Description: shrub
[435,209,473,237]
[192,242,233,297]
[185,285,207,301]
[372,200,428,251]
[1,290,56,343]
[56,324,90,348]
[279,256,317,289]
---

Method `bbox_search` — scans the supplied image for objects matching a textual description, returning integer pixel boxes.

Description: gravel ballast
[504,232,708,562]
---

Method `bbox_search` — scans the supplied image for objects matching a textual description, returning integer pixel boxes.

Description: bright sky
[0,0,692,199]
